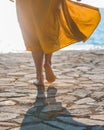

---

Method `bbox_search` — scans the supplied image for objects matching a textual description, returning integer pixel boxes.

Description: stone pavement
[0,50,104,130]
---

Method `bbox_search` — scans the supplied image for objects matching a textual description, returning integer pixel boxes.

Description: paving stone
[20,115,41,125]
[11,97,34,105]
[0,106,28,114]
[0,51,104,129]
[20,123,60,130]
[56,116,86,126]
[79,81,94,84]
[10,127,20,130]
[95,104,104,112]
[88,75,104,83]
[55,89,70,95]
[44,121,86,130]
[14,82,29,87]
[0,112,19,121]
[77,77,89,81]
[62,73,79,78]
[0,84,14,87]
[90,115,104,121]
[0,92,26,98]
[81,85,103,91]
[0,98,6,101]
[0,78,15,83]
[69,104,90,109]
[75,97,95,105]
[0,100,16,106]
[88,70,104,75]
[57,94,77,104]
[4,88,36,94]
[0,126,10,130]
[13,117,24,124]
[67,108,92,116]
[18,77,31,82]
[41,103,63,112]
[0,122,18,127]
[91,92,104,100]
[92,127,104,130]
[76,66,91,71]
[91,83,104,87]
[28,93,37,98]
[72,118,104,126]
[7,72,27,76]
[14,116,41,124]
[72,89,92,98]
[24,74,36,79]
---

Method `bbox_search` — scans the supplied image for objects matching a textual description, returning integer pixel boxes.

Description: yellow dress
[16,0,101,54]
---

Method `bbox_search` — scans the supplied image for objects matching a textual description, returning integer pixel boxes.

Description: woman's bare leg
[32,50,44,86]
[45,53,52,65]
[44,53,56,83]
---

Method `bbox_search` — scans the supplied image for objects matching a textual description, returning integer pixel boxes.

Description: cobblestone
[0,50,104,130]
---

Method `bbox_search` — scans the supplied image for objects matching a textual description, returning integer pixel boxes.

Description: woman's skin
[32,50,56,86]
[9,0,56,87]
[9,0,83,87]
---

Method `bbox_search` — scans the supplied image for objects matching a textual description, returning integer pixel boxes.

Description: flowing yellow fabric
[16,0,101,53]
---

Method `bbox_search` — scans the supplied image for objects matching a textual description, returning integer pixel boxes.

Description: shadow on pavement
[20,86,104,130]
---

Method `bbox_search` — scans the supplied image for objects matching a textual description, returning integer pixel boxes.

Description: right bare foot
[33,74,44,86]
[33,79,44,86]
[44,64,56,83]
[33,79,45,92]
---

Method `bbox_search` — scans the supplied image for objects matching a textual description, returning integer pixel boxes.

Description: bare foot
[33,74,44,86]
[44,64,56,83]
[33,80,45,92]
[33,79,44,86]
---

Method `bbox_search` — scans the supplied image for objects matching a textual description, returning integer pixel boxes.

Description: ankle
[44,63,51,68]
[33,79,44,87]
[36,74,44,81]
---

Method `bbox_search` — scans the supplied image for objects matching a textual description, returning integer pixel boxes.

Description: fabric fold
[16,0,101,53]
